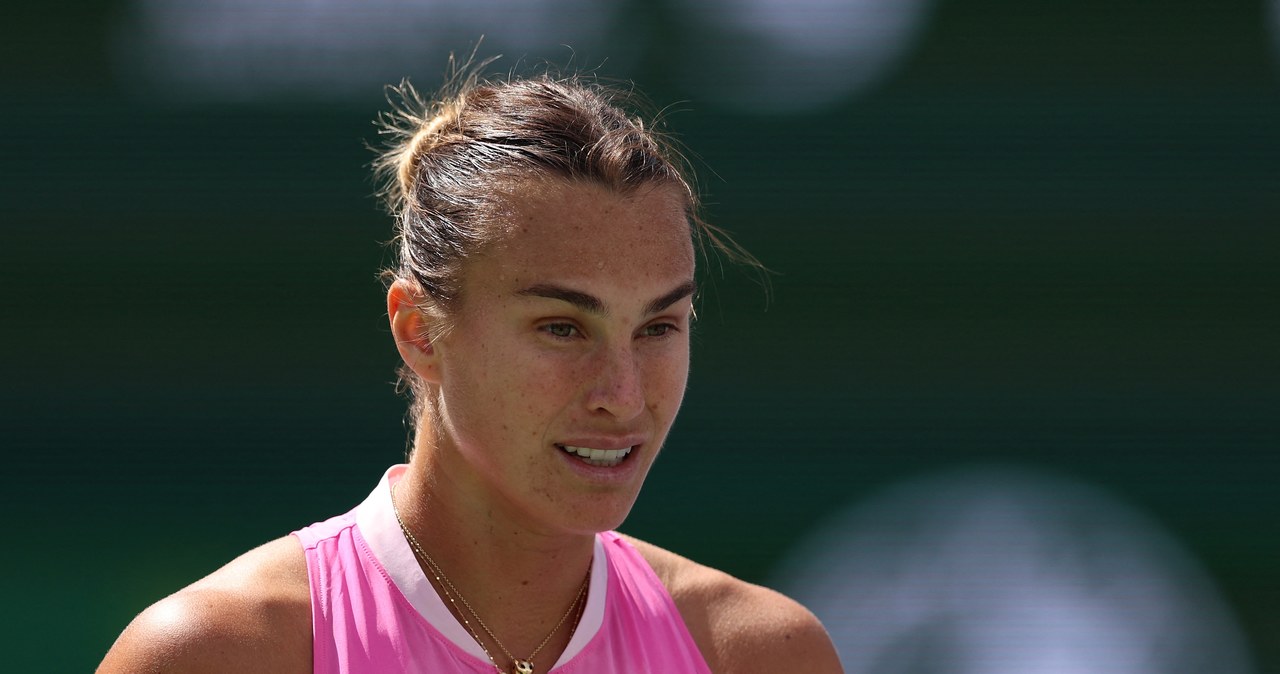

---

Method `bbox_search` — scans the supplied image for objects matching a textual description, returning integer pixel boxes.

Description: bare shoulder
[622,535,843,674]
[98,536,312,674]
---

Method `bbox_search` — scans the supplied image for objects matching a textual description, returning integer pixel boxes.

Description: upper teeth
[561,445,632,462]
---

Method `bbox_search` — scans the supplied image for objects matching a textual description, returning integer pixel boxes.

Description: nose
[585,342,645,421]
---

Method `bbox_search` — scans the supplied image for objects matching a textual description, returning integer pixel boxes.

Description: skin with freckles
[98,178,843,674]
[407,177,695,540]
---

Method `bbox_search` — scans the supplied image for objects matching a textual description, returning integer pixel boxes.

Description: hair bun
[373,80,464,216]
[397,107,457,206]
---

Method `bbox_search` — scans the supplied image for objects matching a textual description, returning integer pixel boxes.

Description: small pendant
[512,660,535,674]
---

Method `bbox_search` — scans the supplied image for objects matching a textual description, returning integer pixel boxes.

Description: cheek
[645,349,690,418]
[503,350,587,431]
[441,331,537,436]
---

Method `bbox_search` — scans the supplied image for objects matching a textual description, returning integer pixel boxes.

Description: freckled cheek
[643,356,690,420]
[508,353,585,411]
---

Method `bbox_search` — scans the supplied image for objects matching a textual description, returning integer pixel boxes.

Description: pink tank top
[292,466,713,673]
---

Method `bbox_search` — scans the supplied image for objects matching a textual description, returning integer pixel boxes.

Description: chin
[555,492,642,536]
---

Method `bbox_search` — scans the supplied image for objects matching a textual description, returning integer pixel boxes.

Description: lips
[557,444,634,467]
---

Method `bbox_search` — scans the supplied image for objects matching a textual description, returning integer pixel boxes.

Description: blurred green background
[2,0,1277,670]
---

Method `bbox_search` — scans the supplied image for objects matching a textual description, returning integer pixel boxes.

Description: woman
[100,67,842,674]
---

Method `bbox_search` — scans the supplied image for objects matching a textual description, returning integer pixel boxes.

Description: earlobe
[387,280,443,383]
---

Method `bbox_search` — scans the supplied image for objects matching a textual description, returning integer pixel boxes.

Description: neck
[393,428,596,667]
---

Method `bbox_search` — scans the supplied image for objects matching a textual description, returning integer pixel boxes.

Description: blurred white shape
[674,0,934,112]
[112,0,624,101]
[774,466,1255,674]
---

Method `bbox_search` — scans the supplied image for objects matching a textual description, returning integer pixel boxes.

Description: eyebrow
[516,280,697,317]
[644,280,698,315]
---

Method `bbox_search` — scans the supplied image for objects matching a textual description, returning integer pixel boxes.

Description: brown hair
[373,62,755,431]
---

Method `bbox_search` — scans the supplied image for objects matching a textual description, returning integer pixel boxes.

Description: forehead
[479,179,696,290]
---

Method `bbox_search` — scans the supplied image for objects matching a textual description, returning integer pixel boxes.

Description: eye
[541,322,580,339]
[642,323,676,338]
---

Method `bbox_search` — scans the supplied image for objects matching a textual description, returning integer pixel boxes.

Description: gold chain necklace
[391,484,590,674]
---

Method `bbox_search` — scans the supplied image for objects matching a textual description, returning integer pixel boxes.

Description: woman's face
[429,179,696,536]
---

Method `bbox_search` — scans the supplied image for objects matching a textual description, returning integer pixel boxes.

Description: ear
[387,279,444,384]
